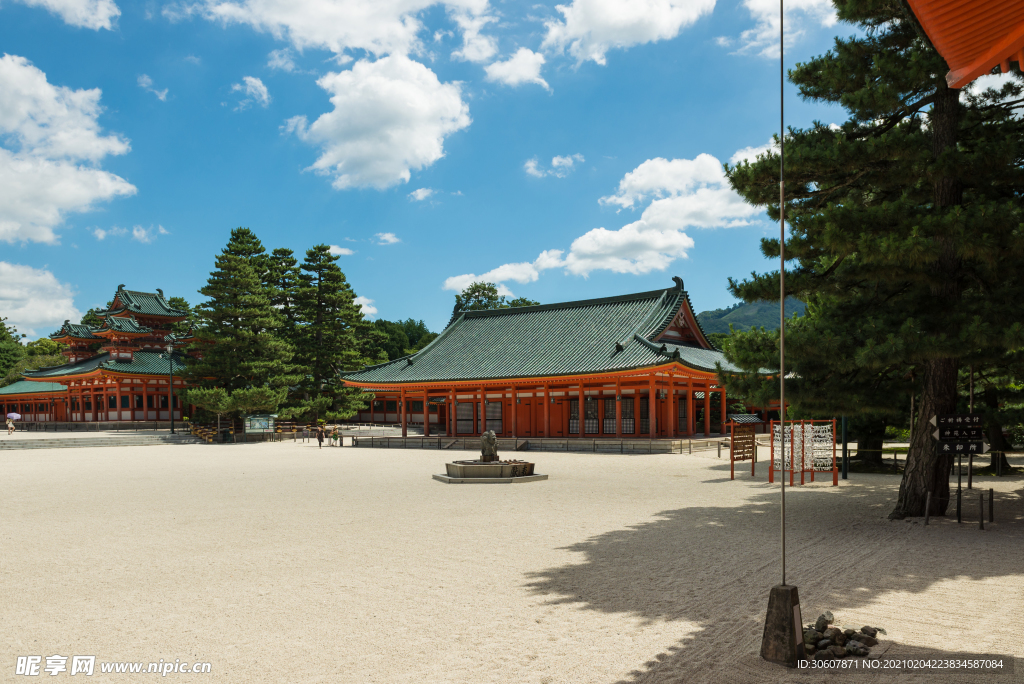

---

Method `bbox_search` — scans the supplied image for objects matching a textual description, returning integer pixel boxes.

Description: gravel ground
[2,442,1021,683]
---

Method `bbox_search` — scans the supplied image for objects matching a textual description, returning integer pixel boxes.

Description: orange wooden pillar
[449,388,455,436]
[648,376,656,439]
[142,382,148,422]
[615,379,622,438]
[686,386,695,436]
[703,388,710,436]
[668,378,676,438]
[578,382,585,436]
[422,391,429,437]
[480,387,487,435]
[511,386,517,438]
[400,388,407,437]
[543,384,550,437]
[115,382,122,422]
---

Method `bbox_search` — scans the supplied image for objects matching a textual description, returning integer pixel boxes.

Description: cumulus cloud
[0,262,82,337]
[284,54,470,189]
[450,9,497,63]
[131,225,169,243]
[448,148,765,290]
[728,138,775,165]
[92,225,125,239]
[190,0,491,58]
[484,48,549,90]
[354,295,377,316]
[408,187,434,201]
[13,0,120,30]
[232,76,271,109]
[543,0,715,65]
[328,244,354,255]
[375,232,400,244]
[524,153,584,178]
[137,74,169,101]
[0,54,135,243]
[267,48,297,72]
[726,0,835,57]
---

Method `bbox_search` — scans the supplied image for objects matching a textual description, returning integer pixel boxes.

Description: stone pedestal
[433,459,547,484]
[760,584,805,667]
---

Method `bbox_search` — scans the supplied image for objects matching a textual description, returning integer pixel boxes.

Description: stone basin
[445,460,536,478]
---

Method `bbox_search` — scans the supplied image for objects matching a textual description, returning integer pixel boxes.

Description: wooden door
[519,401,532,436]
[550,401,564,436]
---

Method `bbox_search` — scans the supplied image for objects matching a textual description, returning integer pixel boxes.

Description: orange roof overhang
[905,0,1024,88]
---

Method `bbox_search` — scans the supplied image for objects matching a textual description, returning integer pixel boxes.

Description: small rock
[804,645,816,656]
[815,614,832,632]
[846,643,869,657]
[856,634,878,647]
[861,626,877,637]
[828,645,847,658]
[843,629,856,637]
[804,630,823,645]
[817,639,832,650]
[833,632,847,646]
[875,627,887,636]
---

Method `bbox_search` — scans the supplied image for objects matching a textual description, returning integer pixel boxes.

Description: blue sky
[0,0,848,337]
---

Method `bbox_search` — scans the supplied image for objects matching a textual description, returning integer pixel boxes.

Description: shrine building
[3,285,193,423]
[343,277,746,439]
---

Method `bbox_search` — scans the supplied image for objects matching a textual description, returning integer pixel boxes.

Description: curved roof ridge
[460,286,675,319]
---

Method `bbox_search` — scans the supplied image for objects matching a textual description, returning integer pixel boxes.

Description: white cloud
[0,54,135,243]
[729,138,775,165]
[450,9,497,63]
[92,225,126,240]
[267,48,297,72]
[354,295,377,316]
[727,0,836,57]
[13,0,120,30]
[191,0,492,58]
[328,244,354,255]
[137,74,169,101]
[543,0,715,65]
[524,153,584,178]
[232,76,271,109]
[448,147,765,288]
[131,224,169,243]
[408,187,434,201]
[184,54,202,65]
[484,48,549,90]
[375,232,400,244]
[0,262,82,337]
[284,54,470,189]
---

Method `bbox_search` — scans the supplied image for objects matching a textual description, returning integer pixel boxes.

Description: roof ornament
[156,288,164,297]
[117,284,125,291]
[672,276,684,290]
[63,319,69,325]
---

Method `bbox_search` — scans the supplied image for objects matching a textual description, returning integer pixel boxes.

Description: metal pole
[957,452,962,523]
[168,344,175,435]
[778,0,787,587]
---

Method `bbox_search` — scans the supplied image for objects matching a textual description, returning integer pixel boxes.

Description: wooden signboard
[730,423,757,480]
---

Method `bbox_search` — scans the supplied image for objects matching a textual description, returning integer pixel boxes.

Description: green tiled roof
[49,320,101,340]
[95,316,152,335]
[343,278,744,385]
[23,351,187,379]
[0,380,65,395]
[99,286,186,319]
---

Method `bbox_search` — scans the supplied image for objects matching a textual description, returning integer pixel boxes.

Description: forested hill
[696,298,805,334]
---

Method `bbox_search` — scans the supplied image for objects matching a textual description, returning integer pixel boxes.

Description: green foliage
[696,298,805,334]
[1,354,65,387]
[371,319,410,361]
[720,0,1024,517]
[167,296,197,336]
[266,248,301,340]
[288,243,377,421]
[225,386,286,414]
[454,282,539,311]
[0,317,25,379]
[25,338,65,357]
[80,304,110,328]
[187,228,296,392]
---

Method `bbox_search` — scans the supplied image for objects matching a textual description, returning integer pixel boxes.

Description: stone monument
[433,431,547,484]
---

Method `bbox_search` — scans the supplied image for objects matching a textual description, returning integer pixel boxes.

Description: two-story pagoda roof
[343,277,744,387]
[92,315,153,337]
[49,320,101,342]
[98,285,187,320]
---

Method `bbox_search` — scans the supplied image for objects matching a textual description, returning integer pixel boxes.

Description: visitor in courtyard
[6,417,14,435]
[316,426,324,449]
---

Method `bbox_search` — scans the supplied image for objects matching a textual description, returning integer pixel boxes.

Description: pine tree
[290,244,376,420]
[0,318,25,380]
[266,248,301,342]
[724,1,1024,518]
[188,228,295,394]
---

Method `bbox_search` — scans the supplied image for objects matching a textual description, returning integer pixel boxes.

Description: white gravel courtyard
[2,441,1021,683]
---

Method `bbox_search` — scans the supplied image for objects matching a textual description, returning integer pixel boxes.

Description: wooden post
[480,387,487,434]
[703,387,710,436]
[400,387,407,437]
[511,386,517,438]
[648,376,656,439]
[687,385,695,436]
[115,382,122,422]
[142,382,149,422]
[449,388,455,436]
[423,391,429,437]
[543,384,550,438]
[370,396,375,424]
[472,389,478,435]
[615,379,622,438]
[579,381,585,437]
[668,378,675,438]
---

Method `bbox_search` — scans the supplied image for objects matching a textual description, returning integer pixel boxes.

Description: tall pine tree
[289,244,376,420]
[724,1,1024,518]
[188,228,295,395]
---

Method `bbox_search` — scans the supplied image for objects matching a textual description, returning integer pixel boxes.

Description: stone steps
[0,435,202,450]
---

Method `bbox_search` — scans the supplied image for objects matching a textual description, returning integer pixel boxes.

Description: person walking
[6,417,14,435]
[316,425,324,449]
